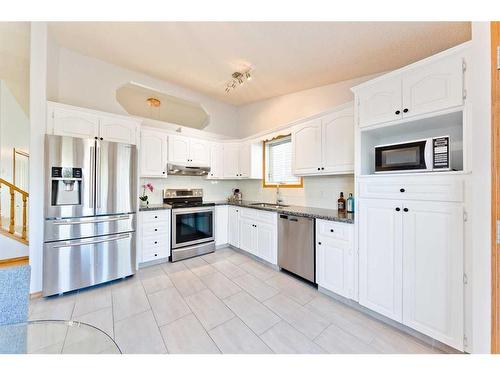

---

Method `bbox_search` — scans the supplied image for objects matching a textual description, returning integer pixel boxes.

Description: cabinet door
[292,119,322,175]
[358,198,403,322]
[168,135,190,164]
[223,143,240,178]
[402,55,464,119]
[208,143,224,178]
[52,107,99,139]
[189,139,210,166]
[238,142,251,178]
[321,106,354,174]
[239,218,256,255]
[357,76,402,127]
[402,201,463,350]
[99,116,138,145]
[317,239,354,299]
[256,222,277,265]
[228,206,240,248]
[215,205,229,246]
[140,130,168,177]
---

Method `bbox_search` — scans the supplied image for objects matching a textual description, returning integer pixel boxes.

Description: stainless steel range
[163,189,215,262]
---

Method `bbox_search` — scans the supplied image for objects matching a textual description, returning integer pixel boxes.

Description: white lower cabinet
[358,197,464,350]
[228,206,240,248]
[215,205,229,246]
[139,210,171,263]
[316,220,355,300]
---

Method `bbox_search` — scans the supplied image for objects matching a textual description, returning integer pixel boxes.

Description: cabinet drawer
[239,207,276,225]
[359,178,464,202]
[142,210,170,224]
[142,235,169,261]
[142,223,170,237]
[239,207,257,221]
[317,219,352,242]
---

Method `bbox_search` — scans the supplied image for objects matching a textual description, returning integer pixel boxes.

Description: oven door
[375,140,429,173]
[172,206,215,249]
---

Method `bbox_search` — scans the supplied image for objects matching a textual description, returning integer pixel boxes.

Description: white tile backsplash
[141,175,354,210]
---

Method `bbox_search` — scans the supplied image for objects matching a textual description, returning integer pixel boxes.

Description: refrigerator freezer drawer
[44,213,136,242]
[42,232,136,296]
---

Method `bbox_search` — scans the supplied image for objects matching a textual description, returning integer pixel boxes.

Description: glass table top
[0,319,121,354]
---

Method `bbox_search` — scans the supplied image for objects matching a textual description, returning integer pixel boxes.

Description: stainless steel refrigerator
[43,135,137,296]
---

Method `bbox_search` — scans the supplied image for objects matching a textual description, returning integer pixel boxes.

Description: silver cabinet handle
[52,215,130,225]
[52,233,130,248]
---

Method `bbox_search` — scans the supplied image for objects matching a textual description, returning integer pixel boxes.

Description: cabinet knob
[403,208,409,212]
[395,207,401,211]
[321,167,325,170]
[154,254,158,257]
[318,242,322,245]
[100,137,103,140]
[330,229,334,233]
[154,216,157,218]
[403,108,409,113]
[317,167,321,171]
[162,171,165,174]
[395,110,401,115]
[154,241,158,244]
[400,188,405,193]
[94,136,98,140]
[154,228,158,231]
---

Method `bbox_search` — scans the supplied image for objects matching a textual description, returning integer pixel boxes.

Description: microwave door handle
[425,141,433,170]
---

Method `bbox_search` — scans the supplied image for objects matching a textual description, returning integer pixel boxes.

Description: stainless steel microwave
[375,136,450,173]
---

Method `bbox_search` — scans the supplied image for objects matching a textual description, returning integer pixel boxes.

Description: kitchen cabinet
[168,135,210,166]
[358,198,403,322]
[215,205,229,246]
[228,206,240,248]
[47,102,139,144]
[222,142,262,179]
[316,220,355,300]
[140,129,168,177]
[139,210,171,263]
[238,208,277,264]
[208,143,224,179]
[223,143,240,178]
[353,51,465,128]
[238,143,251,178]
[292,105,354,176]
[401,200,463,349]
[358,197,464,350]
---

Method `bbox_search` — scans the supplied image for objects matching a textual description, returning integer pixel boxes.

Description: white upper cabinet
[357,76,402,128]
[401,54,464,119]
[292,118,322,175]
[223,143,240,178]
[168,135,210,166]
[48,102,139,144]
[322,106,355,174]
[208,143,224,179]
[401,201,463,349]
[238,142,251,178]
[358,198,403,322]
[140,129,168,178]
[99,116,138,145]
[292,105,354,176]
[353,46,467,128]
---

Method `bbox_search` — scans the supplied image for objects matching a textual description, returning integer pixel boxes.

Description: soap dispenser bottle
[347,193,354,213]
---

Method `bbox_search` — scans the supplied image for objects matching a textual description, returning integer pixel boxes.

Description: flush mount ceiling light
[146,97,161,107]
[225,69,252,93]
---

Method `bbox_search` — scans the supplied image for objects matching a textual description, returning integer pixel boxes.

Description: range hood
[167,163,210,176]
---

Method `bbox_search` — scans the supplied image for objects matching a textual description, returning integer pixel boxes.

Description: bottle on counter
[347,193,354,213]
[337,192,346,213]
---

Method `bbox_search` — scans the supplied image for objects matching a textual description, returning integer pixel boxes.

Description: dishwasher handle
[279,214,288,220]
[279,214,299,222]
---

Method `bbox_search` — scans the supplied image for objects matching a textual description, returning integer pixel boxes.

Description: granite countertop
[208,200,354,224]
[139,203,172,211]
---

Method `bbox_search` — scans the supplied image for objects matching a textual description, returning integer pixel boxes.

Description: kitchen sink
[250,202,289,208]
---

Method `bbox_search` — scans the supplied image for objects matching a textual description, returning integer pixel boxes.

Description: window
[263,135,303,188]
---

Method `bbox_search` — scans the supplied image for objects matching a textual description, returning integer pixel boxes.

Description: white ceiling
[48,22,471,106]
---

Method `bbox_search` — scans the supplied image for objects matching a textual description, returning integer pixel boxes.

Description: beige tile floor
[28,247,446,354]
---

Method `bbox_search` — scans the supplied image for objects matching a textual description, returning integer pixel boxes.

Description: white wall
[237,74,379,138]
[468,22,492,354]
[48,43,240,138]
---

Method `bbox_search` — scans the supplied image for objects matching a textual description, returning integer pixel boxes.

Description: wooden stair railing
[0,178,29,245]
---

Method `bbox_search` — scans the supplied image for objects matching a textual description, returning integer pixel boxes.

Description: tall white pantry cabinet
[352,42,470,351]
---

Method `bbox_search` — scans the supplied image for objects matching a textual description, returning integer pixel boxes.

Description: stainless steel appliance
[164,188,215,262]
[375,136,451,173]
[43,135,137,296]
[167,163,210,176]
[278,214,315,283]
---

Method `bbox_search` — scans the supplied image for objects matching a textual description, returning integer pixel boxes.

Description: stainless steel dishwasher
[278,214,315,283]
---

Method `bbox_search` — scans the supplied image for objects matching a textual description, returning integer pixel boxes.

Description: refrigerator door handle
[96,143,101,208]
[89,146,95,209]
[51,233,131,248]
[52,214,131,225]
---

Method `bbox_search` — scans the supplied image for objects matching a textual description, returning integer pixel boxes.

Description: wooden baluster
[9,187,15,234]
[22,193,27,240]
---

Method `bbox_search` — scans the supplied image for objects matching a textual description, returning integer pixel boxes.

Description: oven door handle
[172,207,215,214]
[51,233,131,248]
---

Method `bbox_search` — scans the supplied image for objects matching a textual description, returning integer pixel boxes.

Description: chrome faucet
[276,184,284,205]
